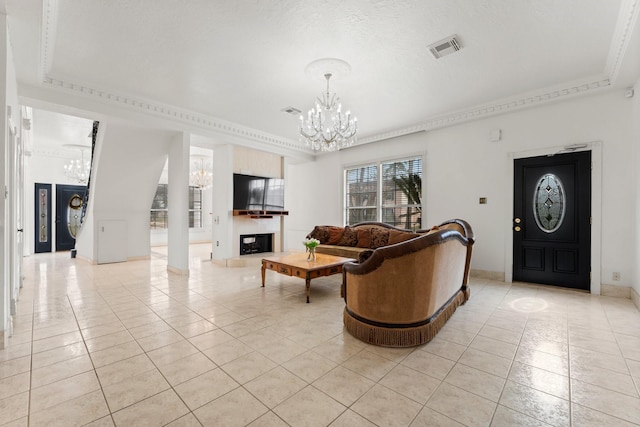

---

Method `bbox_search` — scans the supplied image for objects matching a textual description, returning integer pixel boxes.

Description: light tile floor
[1,244,640,426]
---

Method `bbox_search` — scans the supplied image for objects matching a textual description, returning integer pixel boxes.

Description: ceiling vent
[281,106,302,116]
[428,35,462,59]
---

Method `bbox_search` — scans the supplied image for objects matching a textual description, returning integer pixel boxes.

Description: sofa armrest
[343,229,470,276]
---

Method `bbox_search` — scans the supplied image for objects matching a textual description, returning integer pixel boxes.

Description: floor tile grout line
[487,281,530,426]
[65,293,119,427]
[564,300,573,427]
[26,299,35,427]
[16,252,640,426]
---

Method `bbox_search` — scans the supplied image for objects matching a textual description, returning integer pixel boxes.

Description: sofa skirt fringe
[343,290,466,347]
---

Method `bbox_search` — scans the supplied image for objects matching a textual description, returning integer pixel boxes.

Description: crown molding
[39,0,57,82]
[605,0,640,84]
[32,146,80,159]
[41,75,313,154]
[356,76,612,146]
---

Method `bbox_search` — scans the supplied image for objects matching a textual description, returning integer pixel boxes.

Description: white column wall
[633,76,640,300]
[167,132,190,274]
[76,121,172,262]
[211,145,233,261]
[288,89,635,290]
[0,14,19,346]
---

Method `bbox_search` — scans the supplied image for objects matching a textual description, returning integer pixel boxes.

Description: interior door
[55,184,87,251]
[513,151,591,290]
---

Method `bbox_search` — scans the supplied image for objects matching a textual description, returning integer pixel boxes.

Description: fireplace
[239,233,273,255]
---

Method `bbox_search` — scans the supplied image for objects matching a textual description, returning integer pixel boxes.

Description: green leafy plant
[393,173,422,229]
[303,238,320,250]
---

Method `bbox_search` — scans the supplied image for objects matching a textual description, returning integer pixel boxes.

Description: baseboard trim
[470,269,505,281]
[127,255,151,262]
[167,265,190,276]
[0,330,4,350]
[600,284,631,299]
[75,254,96,265]
[631,287,640,310]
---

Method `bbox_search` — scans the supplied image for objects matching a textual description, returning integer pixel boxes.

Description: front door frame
[505,141,602,295]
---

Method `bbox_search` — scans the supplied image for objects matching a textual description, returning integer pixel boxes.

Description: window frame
[344,155,423,230]
[150,184,204,230]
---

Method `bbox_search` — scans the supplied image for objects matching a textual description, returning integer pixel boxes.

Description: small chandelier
[190,157,212,189]
[64,147,91,184]
[300,73,357,152]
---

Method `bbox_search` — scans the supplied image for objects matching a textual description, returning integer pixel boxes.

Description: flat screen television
[233,173,284,211]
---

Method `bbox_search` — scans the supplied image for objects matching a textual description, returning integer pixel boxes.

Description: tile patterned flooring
[1,244,640,426]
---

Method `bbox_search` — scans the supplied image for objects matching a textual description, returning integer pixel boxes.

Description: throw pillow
[327,226,345,245]
[369,228,390,248]
[337,226,358,246]
[388,230,416,245]
[356,228,372,248]
[308,226,330,244]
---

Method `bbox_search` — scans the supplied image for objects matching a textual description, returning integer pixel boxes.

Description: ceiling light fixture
[299,59,357,152]
[63,145,91,184]
[190,157,212,189]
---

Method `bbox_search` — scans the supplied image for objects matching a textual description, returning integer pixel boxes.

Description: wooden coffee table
[261,253,356,303]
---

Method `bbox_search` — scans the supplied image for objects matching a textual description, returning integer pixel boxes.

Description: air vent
[428,35,462,59]
[281,106,302,116]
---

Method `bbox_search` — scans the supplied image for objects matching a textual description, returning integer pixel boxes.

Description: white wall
[0,14,20,344]
[76,121,173,261]
[211,145,233,260]
[288,89,635,289]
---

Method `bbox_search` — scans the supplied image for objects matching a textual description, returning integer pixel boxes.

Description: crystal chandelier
[299,73,357,152]
[190,157,212,189]
[64,147,91,184]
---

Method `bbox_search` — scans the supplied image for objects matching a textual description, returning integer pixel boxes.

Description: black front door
[513,151,591,290]
[55,184,87,251]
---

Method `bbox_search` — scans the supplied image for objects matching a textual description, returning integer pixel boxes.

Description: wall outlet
[613,272,620,281]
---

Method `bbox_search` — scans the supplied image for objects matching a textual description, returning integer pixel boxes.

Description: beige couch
[339,219,474,347]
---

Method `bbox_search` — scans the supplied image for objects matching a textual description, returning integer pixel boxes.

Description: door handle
[17,228,23,233]
[514,218,521,224]
[514,226,521,232]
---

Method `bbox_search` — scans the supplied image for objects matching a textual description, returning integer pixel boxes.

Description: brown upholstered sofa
[306,222,421,261]
[340,219,474,347]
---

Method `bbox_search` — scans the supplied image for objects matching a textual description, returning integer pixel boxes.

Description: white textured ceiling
[5,0,639,151]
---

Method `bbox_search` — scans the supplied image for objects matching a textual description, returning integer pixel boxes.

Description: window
[188,186,202,228]
[150,184,168,229]
[345,164,378,225]
[345,157,422,230]
[150,184,203,229]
